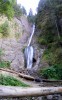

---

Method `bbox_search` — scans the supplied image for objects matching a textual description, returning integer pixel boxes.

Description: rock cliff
[0,15,31,71]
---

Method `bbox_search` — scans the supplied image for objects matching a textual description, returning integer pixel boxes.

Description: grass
[0,74,29,87]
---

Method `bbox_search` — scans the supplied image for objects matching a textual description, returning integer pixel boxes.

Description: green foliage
[0,0,16,19]
[0,61,10,68]
[42,42,62,65]
[54,48,62,64]
[13,4,27,17]
[0,0,26,19]
[36,0,62,80]
[21,6,27,15]
[13,4,22,17]
[0,48,10,68]
[27,9,35,23]
[37,37,47,45]
[36,0,62,45]
[41,64,62,80]
[5,4,14,19]
[0,74,29,87]
[35,0,62,79]
[42,49,54,65]
[0,21,9,37]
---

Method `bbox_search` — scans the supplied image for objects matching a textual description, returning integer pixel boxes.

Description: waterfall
[28,25,35,46]
[24,25,35,69]
[24,46,34,69]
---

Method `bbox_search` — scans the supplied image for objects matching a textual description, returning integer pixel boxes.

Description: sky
[17,0,40,15]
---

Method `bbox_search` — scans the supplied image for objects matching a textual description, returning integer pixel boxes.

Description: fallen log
[0,86,62,98]
[42,79,62,82]
[0,68,18,74]
[18,73,34,81]
[0,68,35,81]
[1,68,62,82]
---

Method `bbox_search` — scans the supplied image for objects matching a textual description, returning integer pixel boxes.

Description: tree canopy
[36,0,62,44]
[0,0,27,19]
[0,0,16,19]
[27,8,35,24]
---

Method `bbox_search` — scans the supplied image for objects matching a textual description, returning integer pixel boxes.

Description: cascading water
[24,25,35,69]
[28,25,35,47]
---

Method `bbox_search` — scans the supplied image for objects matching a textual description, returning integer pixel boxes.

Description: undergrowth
[0,74,29,87]
[0,61,10,68]
[0,21,9,37]
[40,64,62,80]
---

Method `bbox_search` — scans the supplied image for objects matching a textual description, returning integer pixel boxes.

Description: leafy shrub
[0,61,10,68]
[37,37,47,45]
[54,48,62,64]
[0,74,29,87]
[0,21,9,37]
[0,0,15,19]
[42,49,54,65]
[42,42,62,65]
[6,4,14,19]
[41,64,62,80]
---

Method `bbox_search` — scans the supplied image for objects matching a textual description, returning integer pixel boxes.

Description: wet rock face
[31,35,45,71]
[0,38,24,71]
